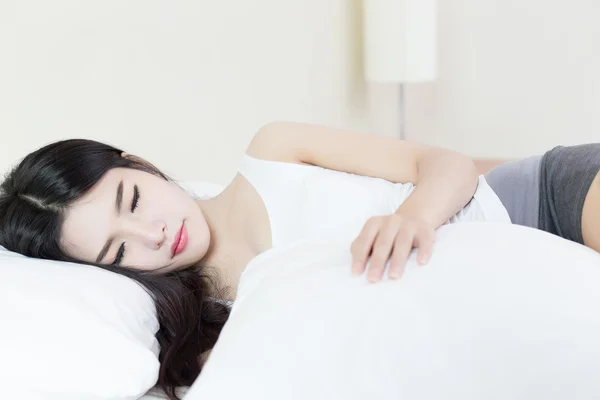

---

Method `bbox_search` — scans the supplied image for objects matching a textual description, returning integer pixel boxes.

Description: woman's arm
[473,159,508,175]
[247,121,480,229]
[247,121,482,281]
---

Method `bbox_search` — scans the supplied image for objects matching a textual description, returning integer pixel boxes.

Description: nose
[120,218,167,249]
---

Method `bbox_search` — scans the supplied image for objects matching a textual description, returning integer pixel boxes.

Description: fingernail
[389,271,400,279]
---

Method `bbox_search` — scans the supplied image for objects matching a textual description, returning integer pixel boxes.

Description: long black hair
[0,139,230,400]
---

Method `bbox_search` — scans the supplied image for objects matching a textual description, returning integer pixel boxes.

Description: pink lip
[171,222,188,258]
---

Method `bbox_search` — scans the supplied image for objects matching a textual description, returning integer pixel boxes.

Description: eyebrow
[115,180,124,215]
[95,180,123,263]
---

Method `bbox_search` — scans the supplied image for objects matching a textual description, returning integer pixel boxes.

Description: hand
[350,213,436,283]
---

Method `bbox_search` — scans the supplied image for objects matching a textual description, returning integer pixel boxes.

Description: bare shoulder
[245,121,303,164]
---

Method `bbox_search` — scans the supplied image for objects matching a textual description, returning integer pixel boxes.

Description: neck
[195,186,246,301]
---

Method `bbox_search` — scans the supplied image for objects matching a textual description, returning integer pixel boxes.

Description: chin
[194,226,211,258]
[192,242,210,265]
[181,219,210,265]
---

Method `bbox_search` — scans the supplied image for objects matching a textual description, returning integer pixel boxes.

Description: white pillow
[0,180,225,400]
[185,222,600,400]
[0,249,159,400]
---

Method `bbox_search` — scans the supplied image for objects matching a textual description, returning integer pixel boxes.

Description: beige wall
[2,1,599,184]
[406,0,600,158]
[0,0,368,183]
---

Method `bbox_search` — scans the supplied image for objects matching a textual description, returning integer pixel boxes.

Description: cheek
[144,185,193,217]
[196,218,211,251]
[149,181,183,200]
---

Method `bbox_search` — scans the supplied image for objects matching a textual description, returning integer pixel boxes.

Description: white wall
[406,0,600,158]
[0,0,368,183]
[2,1,599,183]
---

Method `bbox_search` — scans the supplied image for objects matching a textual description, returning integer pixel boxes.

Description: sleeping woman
[0,121,598,399]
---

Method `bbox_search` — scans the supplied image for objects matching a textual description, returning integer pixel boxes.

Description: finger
[415,231,436,265]
[351,218,381,275]
[366,223,400,283]
[387,232,416,280]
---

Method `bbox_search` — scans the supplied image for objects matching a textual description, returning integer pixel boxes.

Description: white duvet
[184,222,600,400]
[141,388,187,400]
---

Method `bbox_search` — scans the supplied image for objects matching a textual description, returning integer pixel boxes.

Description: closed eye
[113,185,138,266]
[131,185,140,212]
[112,243,126,266]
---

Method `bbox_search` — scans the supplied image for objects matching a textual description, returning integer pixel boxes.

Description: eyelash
[113,185,140,265]
[113,243,126,266]
[131,185,140,213]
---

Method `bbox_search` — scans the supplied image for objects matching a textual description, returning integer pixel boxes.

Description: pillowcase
[0,249,159,400]
[0,180,225,400]
[185,222,600,400]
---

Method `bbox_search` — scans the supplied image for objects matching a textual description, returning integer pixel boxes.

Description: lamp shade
[363,0,437,82]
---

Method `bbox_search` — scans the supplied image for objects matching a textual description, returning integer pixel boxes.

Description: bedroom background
[1,0,598,184]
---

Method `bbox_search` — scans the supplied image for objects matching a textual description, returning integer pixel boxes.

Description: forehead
[60,168,127,261]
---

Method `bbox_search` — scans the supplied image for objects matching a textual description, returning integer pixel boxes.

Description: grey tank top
[486,144,600,246]
[538,144,600,244]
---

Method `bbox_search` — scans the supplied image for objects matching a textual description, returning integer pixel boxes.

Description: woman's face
[61,167,210,272]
